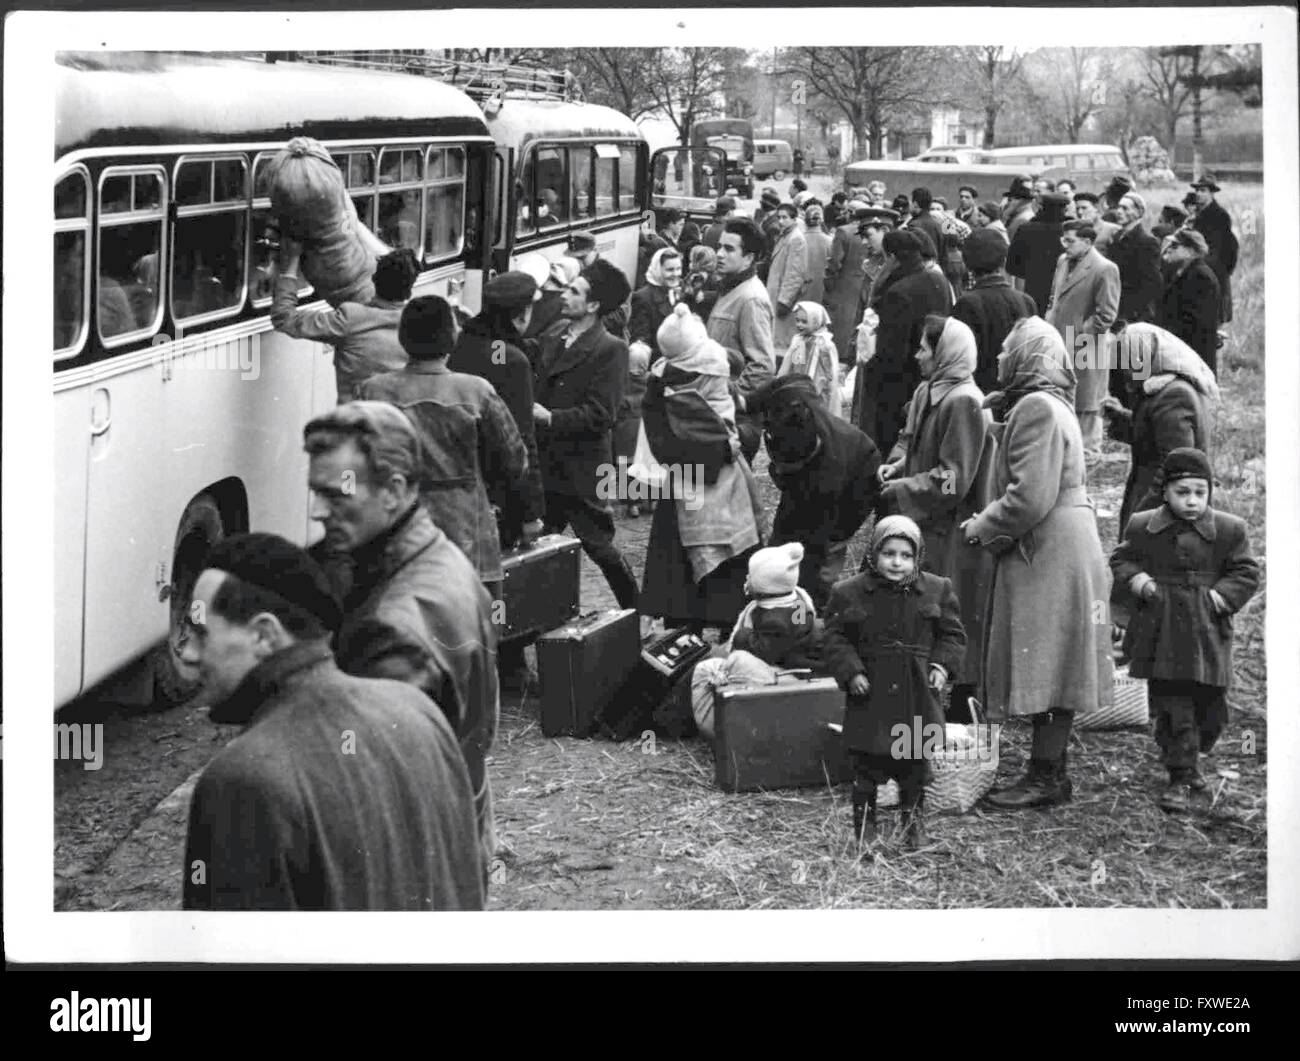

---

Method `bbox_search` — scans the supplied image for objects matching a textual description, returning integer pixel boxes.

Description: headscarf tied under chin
[913,316,978,424]
[644,246,682,290]
[984,315,1076,420]
[867,514,925,591]
[793,300,831,335]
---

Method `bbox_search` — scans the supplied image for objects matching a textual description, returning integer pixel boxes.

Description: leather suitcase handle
[770,668,814,682]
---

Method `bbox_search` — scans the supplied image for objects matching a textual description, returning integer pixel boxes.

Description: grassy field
[485,181,1267,912]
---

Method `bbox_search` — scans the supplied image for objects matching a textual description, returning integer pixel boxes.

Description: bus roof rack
[297,51,585,104]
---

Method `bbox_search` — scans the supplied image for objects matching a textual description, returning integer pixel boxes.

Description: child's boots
[851,780,878,847]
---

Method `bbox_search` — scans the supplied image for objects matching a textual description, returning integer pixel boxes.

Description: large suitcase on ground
[536,609,641,737]
[713,672,853,793]
[599,627,712,741]
[498,534,581,641]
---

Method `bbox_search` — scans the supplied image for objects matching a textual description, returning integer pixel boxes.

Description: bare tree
[949,46,1027,148]
[555,48,663,120]
[785,46,947,159]
[642,48,735,145]
[1136,47,1197,155]
[1020,47,1114,143]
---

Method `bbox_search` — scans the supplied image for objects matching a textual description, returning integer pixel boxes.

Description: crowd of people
[179,167,1257,909]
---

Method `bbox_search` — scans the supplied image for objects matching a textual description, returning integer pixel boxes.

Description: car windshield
[707,136,748,157]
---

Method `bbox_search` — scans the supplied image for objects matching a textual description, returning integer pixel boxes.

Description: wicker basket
[874,699,1000,815]
[1074,665,1150,730]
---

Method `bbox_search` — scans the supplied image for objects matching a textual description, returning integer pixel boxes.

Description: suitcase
[599,627,712,741]
[713,671,853,793]
[535,609,641,737]
[498,534,581,641]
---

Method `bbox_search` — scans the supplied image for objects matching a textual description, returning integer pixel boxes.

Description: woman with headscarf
[635,304,766,632]
[962,316,1113,810]
[1102,321,1220,534]
[802,204,834,306]
[878,314,997,721]
[776,301,841,417]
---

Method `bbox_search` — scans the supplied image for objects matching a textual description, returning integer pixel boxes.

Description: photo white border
[6,6,1298,964]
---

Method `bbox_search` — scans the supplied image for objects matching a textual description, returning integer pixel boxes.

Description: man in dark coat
[1189,174,1238,325]
[1108,192,1164,324]
[750,374,881,607]
[1006,192,1070,315]
[952,228,1037,393]
[702,195,739,250]
[856,229,952,455]
[1156,228,1221,373]
[447,271,547,549]
[303,402,500,881]
[181,533,483,911]
[907,187,947,277]
[1002,176,1037,247]
[532,258,640,608]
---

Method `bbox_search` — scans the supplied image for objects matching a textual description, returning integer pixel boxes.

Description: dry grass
[486,181,1266,911]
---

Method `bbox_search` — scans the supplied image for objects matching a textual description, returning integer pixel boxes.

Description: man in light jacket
[766,203,809,357]
[1044,220,1121,458]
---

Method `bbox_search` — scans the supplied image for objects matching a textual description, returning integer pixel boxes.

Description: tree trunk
[1191,48,1204,176]
[983,101,998,149]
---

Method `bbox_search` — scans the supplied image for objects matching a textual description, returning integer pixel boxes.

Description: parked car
[909,147,994,165]
[753,138,795,179]
[982,143,1131,193]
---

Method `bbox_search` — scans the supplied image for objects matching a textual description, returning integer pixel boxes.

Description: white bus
[54,51,496,707]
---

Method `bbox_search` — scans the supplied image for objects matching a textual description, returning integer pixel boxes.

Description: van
[753,139,794,179]
[982,144,1131,194]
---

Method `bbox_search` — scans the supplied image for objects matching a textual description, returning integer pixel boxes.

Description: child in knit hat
[689,542,823,741]
[1110,448,1260,813]
[654,302,736,426]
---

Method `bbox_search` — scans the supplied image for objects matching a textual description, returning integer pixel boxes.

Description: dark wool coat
[731,601,824,671]
[1191,199,1238,323]
[964,392,1113,718]
[856,259,953,455]
[533,320,629,497]
[358,362,529,584]
[1107,223,1163,324]
[1107,378,1211,534]
[951,275,1038,393]
[753,375,880,598]
[1156,258,1221,373]
[1006,216,1065,315]
[628,283,678,363]
[824,224,869,359]
[885,382,997,686]
[1111,506,1260,687]
[521,293,566,362]
[823,570,966,760]
[447,317,546,535]
[183,642,484,911]
[312,505,498,850]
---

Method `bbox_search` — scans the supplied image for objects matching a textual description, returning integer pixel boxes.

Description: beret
[760,188,781,206]
[202,532,341,633]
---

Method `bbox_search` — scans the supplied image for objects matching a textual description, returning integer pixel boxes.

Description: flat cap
[484,270,541,311]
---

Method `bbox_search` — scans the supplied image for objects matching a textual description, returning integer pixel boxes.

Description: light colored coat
[707,272,775,404]
[965,391,1114,718]
[1045,248,1120,414]
[767,225,810,352]
[802,227,833,306]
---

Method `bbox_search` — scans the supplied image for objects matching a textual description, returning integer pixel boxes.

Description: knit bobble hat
[656,301,710,362]
[746,542,805,596]
[1161,447,1213,493]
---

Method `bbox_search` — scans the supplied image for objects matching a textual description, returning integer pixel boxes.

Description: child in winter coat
[777,301,842,417]
[823,515,966,850]
[690,543,823,741]
[1110,448,1260,813]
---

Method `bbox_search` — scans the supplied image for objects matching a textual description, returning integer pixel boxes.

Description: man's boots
[985,755,1072,810]
[851,781,878,847]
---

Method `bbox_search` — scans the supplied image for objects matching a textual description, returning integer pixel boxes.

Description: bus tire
[151,494,225,707]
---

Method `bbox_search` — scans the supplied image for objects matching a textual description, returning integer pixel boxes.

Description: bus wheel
[773,170,785,181]
[151,494,224,707]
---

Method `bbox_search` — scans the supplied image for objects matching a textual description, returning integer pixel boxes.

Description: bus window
[332,150,376,231]
[534,146,567,228]
[55,170,90,357]
[424,146,466,262]
[378,147,425,253]
[595,150,616,218]
[570,146,593,221]
[516,152,536,237]
[172,156,249,325]
[97,168,165,345]
[618,144,640,212]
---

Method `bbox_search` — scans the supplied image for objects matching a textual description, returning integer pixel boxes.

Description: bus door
[80,165,173,692]
[650,145,727,228]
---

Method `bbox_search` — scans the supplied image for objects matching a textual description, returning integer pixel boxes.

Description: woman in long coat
[963,315,1113,810]
[801,204,834,306]
[1103,322,1219,533]
[825,214,869,360]
[879,314,996,720]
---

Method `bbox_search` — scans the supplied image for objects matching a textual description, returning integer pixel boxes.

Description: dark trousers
[543,491,639,609]
[1150,679,1228,771]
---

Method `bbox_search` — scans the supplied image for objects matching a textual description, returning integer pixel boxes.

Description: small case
[535,609,641,737]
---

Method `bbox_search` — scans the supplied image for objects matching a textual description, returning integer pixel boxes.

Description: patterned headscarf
[867,514,925,591]
[986,315,1076,417]
[793,300,831,335]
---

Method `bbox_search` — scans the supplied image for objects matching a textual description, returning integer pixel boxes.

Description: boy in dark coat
[1110,448,1260,812]
[181,533,484,911]
[823,516,966,850]
[749,374,881,608]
